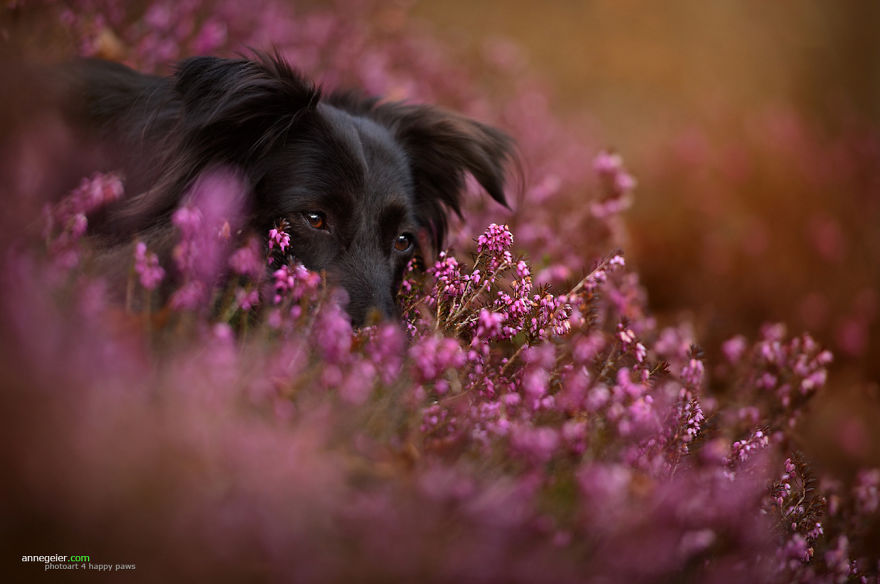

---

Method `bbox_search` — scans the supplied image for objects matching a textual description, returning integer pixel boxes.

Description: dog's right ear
[174,53,320,164]
[333,96,517,254]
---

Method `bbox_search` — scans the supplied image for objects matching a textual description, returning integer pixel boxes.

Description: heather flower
[421,403,457,442]
[69,213,88,239]
[593,150,624,175]
[272,262,321,305]
[722,335,748,363]
[729,429,770,467]
[614,169,637,194]
[43,172,125,269]
[235,287,259,311]
[6,2,877,582]
[338,359,377,405]
[491,291,530,339]
[515,259,531,280]
[171,206,203,275]
[681,398,704,441]
[780,533,812,565]
[193,19,227,53]
[272,265,296,304]
[133,241,165,290]
[474,308,506,341]
[681,353,705,388]
[678,529,717,559]
[509,423,560,464]
[169,280,205,310]
[577,463,633,511]
[268,226,290,252]
[313,301,353,362]
[561,419,588,454]
[528,292,572,338]
[476,222,514,254]
[590,196,632,218]
[570,252,626,297]
[664,387,706,461]
[591,150,636,216]
[522,367,549,401]
[171,170,246,284]
[361,322,405,384]
[617,323,647,362]
[585,383,611,412]
[474,223,515,275]
[228,237,264,278]
[823,536,854,580]
[171,205,203,240]
[64,171,124,217]
[409,335,465,383]
[573,332,605,363]
[430,251,469,302]
[853,468,880,515]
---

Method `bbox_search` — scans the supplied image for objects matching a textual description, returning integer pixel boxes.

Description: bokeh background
[3,0,879,473]
[412,0,880,476]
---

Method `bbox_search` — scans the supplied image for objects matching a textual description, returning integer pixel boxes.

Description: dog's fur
[56,53,515,325]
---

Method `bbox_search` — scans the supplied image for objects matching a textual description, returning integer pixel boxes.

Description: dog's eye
[303,211,327,230]
[393,233,414,253]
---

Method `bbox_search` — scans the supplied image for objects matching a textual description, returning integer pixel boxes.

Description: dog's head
[173,53,516,325]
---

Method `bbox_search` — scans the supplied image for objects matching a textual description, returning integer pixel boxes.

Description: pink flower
[272,263,321,305]
[171,169,246,283]
[313,302,352,362]
[722,335,748,363]
[853,469,879,514]
[409,335,465,383]
[681,357,705,387]
[593,151,623,174]
[133,241,165,290]
[476,223,514,254]
[474,309,506,341]
[228,238,264,278]
[729,430,770,466]
[268,227,290,252]
[235,287,260,311]
[169,280,205,310]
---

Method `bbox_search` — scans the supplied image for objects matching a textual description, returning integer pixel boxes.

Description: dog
[51,52,516,325]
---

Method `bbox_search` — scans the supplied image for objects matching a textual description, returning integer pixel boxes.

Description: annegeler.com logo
[21,554,136,572]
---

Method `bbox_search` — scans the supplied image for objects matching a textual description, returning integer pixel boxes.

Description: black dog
[57,52,516,325]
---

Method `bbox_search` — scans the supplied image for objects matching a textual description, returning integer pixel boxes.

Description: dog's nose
[334,249,397,327]
[361,305,390,327]
[347,304,392,328]
[342,284,396,328]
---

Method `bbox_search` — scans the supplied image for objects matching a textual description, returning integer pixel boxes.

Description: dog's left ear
[332,95,516,252]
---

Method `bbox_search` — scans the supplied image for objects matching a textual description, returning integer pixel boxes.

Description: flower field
[2,1,878,582]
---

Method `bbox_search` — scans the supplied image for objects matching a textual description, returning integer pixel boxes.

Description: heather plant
[630,109,880,381]
[3,1,879,583]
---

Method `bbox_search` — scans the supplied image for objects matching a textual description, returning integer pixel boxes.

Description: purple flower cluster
[267,225,290,253]
[133,241,165,290]
[41,171,123,269]
[228,236,264,278]
[4,1,878,582]
[591,150,637,218]
[718,323,835,434]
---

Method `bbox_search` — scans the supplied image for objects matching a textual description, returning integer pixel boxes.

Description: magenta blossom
[134,241,165,290]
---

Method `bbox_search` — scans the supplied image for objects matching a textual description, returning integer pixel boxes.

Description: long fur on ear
[327,91,517,252]
[95,53,321,237]
[175,52,321,163]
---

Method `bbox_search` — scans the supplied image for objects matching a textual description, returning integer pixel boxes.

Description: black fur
[60,52,516,325]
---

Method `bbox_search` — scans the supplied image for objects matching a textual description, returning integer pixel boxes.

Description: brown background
[413,0,880,474]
